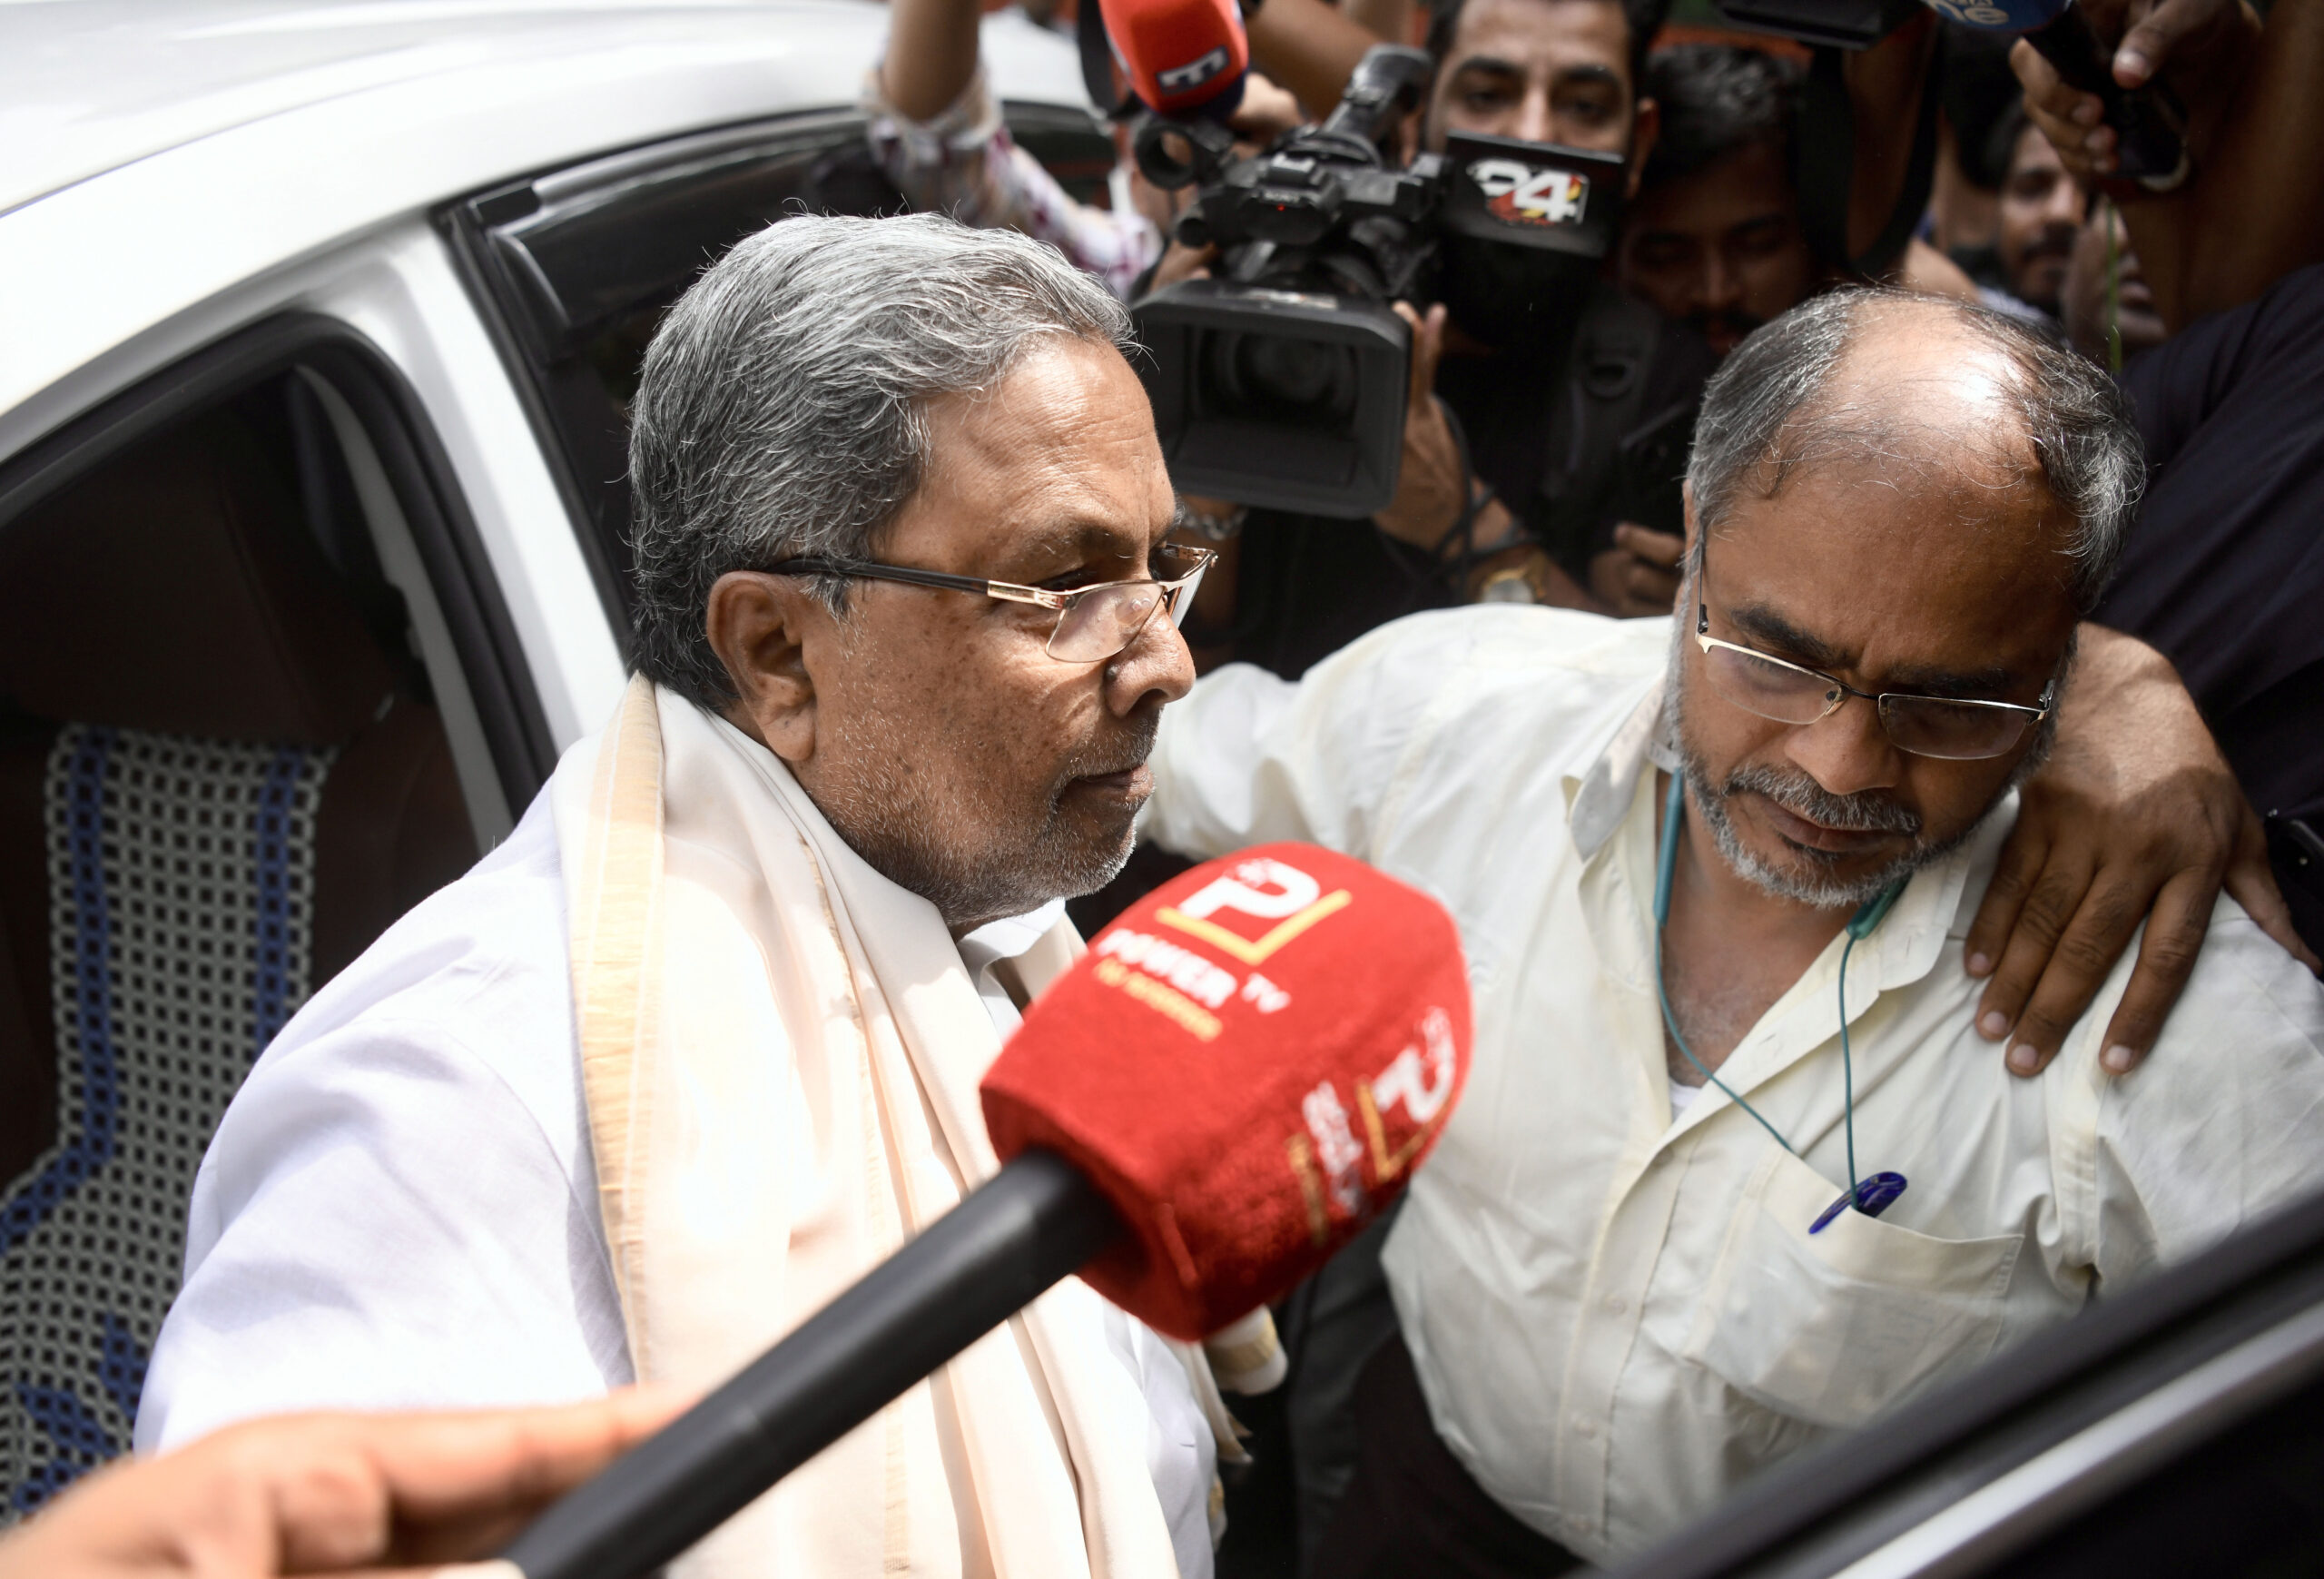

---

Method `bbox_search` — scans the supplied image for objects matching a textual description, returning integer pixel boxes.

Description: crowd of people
[8,0,2323,1574]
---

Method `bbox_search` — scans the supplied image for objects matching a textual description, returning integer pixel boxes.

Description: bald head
[1669,292,2140,913]
[1689,289,2142,616]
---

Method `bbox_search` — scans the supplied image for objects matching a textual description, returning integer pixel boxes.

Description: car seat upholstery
[0,407,477,1517]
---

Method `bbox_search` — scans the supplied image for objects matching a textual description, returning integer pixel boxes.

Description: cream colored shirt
[1144,607,2324,1565]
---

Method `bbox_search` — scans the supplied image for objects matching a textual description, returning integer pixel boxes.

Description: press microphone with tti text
[496,843,1473,1579]
[1079,0,1250,123]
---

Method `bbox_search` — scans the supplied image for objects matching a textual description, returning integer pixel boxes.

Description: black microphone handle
[2021,3,2188,191]
[497,1150,1124,1579]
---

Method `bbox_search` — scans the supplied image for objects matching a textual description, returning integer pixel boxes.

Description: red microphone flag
[1098,0,1250,117]
[980,844,1472,1340]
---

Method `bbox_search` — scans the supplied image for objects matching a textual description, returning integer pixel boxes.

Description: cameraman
[1168,0,1951,676]
[1154,0,1707,680]
[1616,44,1980,363]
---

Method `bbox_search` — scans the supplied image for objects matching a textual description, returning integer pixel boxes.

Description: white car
[0,0,1111,1515]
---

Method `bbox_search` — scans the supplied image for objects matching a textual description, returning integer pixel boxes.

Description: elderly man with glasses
[1142,288,2324,1577]
[137,214,1231,1579]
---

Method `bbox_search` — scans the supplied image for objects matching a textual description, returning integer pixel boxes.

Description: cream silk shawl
[551,676,1182,1579]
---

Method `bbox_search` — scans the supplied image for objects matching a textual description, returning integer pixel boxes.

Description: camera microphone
[495,844,1472,1579]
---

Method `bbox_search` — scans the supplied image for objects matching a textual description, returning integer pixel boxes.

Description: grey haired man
[142,212,1226,1579]
[1145,288,2324,1576]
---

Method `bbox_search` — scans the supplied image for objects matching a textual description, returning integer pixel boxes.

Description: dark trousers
[1309,1335,1586,1579]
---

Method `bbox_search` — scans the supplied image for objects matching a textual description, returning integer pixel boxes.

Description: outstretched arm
[1837,14,1940,271]
[2012,0,2321,332]
[0,1391,686,1579]
[1965,626,2316,1076]
[866,0,1160,298]
[879,0,983,122]
[1245,0,1394,116]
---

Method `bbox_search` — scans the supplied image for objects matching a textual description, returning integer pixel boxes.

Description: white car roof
[1,0,1092,218]
[0,0,1095,442]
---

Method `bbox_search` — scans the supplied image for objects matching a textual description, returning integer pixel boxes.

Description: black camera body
[1130,44,1623,518]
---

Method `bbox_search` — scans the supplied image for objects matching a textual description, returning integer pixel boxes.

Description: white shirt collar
[956,897,1069,980]
[1564,670,1986,1012]
[957,897,1070,1035]
[1566,674,1674,863]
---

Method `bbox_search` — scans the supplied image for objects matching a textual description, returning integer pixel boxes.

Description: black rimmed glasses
[1693,545,2053,762]
[766,541,1216,665]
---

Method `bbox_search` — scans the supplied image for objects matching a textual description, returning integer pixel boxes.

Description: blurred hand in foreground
[2011,0,2260,181]
[0,1389,686,1579]
[1588,523,1686,617]
[1374,301,1468,551]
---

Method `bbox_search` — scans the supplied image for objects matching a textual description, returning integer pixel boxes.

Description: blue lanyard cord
[1654,773,1799,1156]
[1837,877,1905,1213]
[1655,772,1905,1215]
[1837,930,1862,1209]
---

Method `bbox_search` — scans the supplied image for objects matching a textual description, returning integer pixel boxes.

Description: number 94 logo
[1467,160,1590,228]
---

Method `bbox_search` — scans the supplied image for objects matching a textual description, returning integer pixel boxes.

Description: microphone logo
[1087,857,1336,1038]
[981,843,1472,1337]
[1288,1005,1462,1243]
[1468,159,1590,229]
[1300,1082,1365,1219]
[1154,856,1354,964]
[1157,44,1232,94]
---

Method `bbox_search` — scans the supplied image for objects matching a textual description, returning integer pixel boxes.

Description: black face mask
[1433,235,1606,352]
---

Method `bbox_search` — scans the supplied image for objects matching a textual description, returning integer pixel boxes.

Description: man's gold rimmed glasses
[767,541,1216,665]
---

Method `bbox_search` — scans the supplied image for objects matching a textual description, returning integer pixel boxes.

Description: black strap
[1531,289,1661,574]
[1795,43,1942,281]
[1079,0,1130,120]
[1797,47,1856,276]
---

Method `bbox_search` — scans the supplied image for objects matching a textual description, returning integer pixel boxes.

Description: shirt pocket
[1681,1147,2022,1430]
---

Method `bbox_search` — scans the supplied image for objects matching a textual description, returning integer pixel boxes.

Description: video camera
[1128,45,1623,518]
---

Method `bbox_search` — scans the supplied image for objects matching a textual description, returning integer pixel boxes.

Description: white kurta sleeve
[1143,609,1506,864]
[2081,904,2324,1290]
[135,821,631,1453]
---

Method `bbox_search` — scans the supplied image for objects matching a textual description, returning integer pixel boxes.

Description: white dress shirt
[1143,606,2324,1564]
[138,794,1218,1579]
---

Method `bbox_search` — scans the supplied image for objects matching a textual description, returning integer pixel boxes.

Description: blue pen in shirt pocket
[1812,1171,1909,1234]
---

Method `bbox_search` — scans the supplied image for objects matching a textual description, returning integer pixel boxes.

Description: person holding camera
[1160,0,1963,675]
[1602,40,1986,617]
[1155,0,1713,680]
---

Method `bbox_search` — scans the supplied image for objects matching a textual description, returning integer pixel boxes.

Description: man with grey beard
[139,213,1235,1579]
[1141,287,2324,1575]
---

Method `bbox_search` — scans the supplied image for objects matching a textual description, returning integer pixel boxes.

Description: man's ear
[1626,95,1659,201]
[705,570,823,765]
